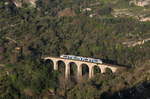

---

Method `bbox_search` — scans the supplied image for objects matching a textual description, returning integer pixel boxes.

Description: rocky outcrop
[135,0,150,7]
[11,0,22,7]
[10,0,37,7]
[130,0,150,7]
[122,38,150,47]
[140,17,150,21]
[112,8,150,22]
[58,8,76,17]
[25,0,36,7]
[112,9,137,18]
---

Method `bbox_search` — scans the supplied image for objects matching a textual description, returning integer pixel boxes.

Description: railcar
[60,55,103,64]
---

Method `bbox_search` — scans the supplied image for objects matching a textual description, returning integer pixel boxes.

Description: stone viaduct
[44,57,125,80]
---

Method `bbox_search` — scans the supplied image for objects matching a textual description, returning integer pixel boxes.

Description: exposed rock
[23,88,34,96]
[24,0,36,7]
[82,8,92,12]
[89,13,97,18]
[135,0,150,7]
[10,0,37,8]
[112,9,139,19]
[122,38,150,47]
[58,8,76,17]
[130,0,150,7]
[11,0,22,7]
[112,8,150,22]
[0,64,5,67]
[140,17,150,21]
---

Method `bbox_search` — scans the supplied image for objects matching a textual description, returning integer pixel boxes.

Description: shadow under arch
[69,62,78,83]
[56,60,66,77]
[105,67,113,74]
[81,63,89,79]
[93,65,101,75]
[44,59,54,72]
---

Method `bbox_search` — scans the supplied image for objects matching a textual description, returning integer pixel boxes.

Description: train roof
[60,55,102,60]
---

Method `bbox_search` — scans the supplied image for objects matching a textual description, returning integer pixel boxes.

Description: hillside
[9,0,150,21]
[0,0,150,99]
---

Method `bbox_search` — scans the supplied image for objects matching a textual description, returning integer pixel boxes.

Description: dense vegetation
[0,0,150,99]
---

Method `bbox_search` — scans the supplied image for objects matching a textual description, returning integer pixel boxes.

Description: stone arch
[93,65,101,75]
[105,67,113,74]
[68,62,78,82]
[81,63,89,79]
[56,60,66,77]
[44,59,54,72]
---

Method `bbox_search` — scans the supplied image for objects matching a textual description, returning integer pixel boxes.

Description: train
[60,55,103,64]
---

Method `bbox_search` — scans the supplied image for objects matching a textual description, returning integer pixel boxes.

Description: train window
[63,55,68,58]
[84,58,89,62]
[89,59,93,63]
[80,57,84,61]
[92,59,98,63]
